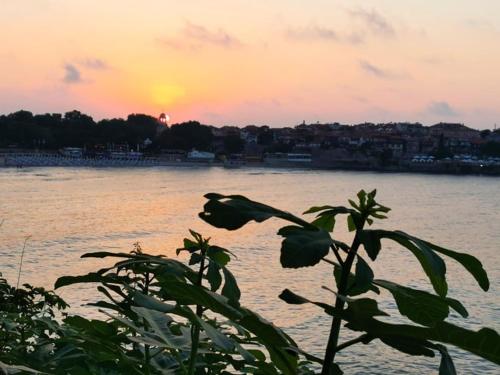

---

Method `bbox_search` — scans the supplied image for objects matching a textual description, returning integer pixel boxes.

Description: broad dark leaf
[374,279,468,326]
[333,263,380,296]
[419,237,489,291]
[278,289,335,316]
[347,215,357,232]
[279,289,310,305]
[303,205,352,215]
[199,193,310,230]
[360,230,448,297]
[278,225,331,268]
[338,306,500,365]
[206,261,222,292]
[196,318,235,351]
[434,344,457,375]
[380,337,435,357]
[131,306,190,349]
[348,256,375,296]
[221,268,241,303]
[0,362,42,374]
[180,238,199,253]
[342,297,389,319]
[132,291,176,313]
[189,253,202,265]
[305,205,354,232]
[358,230,382,261]
[207,246,231,266]
[160,280,298,373]
[55,273,117,289]
[311,214,336,232]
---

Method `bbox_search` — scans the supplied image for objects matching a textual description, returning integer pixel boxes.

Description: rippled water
[1,166,499,374]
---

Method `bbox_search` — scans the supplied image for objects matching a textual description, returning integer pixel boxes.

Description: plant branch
[330,244,345,266]
[321,216,366,375]
[321,258,338,267]
[187,249,206,375]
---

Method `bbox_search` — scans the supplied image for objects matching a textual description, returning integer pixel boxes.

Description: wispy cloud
[463,18,498,33]
[427,101,458,117]
[158,22,241,50]
[286,25,339,42]
[286,24,364,45]
[287,8,395,45]
[349,8,396,37]
[81,58,109,70]
[62,64,82,83]
[359,60,406,80]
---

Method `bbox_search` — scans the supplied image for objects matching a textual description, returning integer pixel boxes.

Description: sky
[0,0,499,128]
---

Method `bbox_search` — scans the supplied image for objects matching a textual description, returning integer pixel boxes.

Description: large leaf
[132,291,176,313]
[278,226,332,268]
[374,280,468,327]
[380,337,435,357]
[131,306,190,349]
[347,256,375,296]
[206,261,222,292]
[0,361,44,374]
[196,318,235,351]
[55,273,120,289]
[332,261,380,297]
[360,230,489,295]
[207,246,231,266]
[311,214,336,232]
[199,193,310,230]
[340,308,500,364]
[358,230,382,261]
[159,281,298,373]
[342,296,389,319]
[305,206,355,232]
[419,238,489,291]
[360,230,448,297]
[303,205,353,215]
[221,268,241,303]
[433,344,457,375]
[281,289,500,365]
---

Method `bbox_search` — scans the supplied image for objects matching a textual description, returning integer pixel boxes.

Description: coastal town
[1,110,500,174]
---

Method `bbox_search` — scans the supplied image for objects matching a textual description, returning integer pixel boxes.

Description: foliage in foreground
[199,190,499,374]
[1,240,307,374]
[0,190,499,374]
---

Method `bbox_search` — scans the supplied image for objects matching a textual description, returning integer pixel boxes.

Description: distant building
[157,113,169,135]
[60,147,83,158]
[187,149,215,162]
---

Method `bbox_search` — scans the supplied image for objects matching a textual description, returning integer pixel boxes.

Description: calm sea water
[1,166,499,374]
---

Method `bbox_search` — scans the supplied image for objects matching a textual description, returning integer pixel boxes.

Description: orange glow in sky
[0,0,499,128]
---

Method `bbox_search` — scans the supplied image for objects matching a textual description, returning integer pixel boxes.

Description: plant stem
[144,272,151,375]
[330,245,344,266]
[187,251,206,375]
[16,236,31,289]
[321,219,366,375]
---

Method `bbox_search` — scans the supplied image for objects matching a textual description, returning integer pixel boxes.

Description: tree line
[0,110,214,152]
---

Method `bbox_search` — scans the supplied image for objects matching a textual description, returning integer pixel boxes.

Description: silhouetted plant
[199,190,499,374]
[1,191,499,374]
[52,232,305,374]
[0,272,68,373]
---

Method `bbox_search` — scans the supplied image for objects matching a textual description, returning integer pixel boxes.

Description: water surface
[1,167,498,374]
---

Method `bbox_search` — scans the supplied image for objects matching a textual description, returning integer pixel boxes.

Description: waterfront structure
[187,149,215,162]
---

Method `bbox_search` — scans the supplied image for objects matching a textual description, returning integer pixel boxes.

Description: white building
[187,149,215,162]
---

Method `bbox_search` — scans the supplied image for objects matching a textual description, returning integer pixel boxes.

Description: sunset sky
[1,0,499,128]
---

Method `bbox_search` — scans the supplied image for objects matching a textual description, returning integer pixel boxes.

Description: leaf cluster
[199,190,499,374]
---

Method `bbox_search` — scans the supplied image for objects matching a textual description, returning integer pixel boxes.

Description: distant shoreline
[1,152,499,177]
